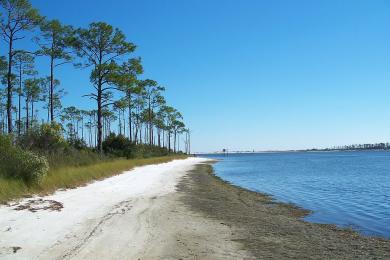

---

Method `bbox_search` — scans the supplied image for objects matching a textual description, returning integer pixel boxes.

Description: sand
[2,158,389,259]
[0,158,250,259]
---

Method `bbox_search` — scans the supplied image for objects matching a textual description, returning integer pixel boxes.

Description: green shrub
[67,137,88,150]
[103,133,135,158]
[0,135,13,177]
[16,123,100,170]
[12,150,49,184]
[134,144,169,158]
[17,122,67,152]
[102,133,170,159]
[0,134,49,185]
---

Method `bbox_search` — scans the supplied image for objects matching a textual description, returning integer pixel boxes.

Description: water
[203,151,390,238]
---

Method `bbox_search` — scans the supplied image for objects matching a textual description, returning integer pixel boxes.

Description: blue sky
[11,0,390,152]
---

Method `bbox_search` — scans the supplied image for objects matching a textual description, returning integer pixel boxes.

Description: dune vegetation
[0,155,187,204]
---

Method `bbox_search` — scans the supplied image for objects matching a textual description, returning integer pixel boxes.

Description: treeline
[0,0,191,155]
[307,143,390,151]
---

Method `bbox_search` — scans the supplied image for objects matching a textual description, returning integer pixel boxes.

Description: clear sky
[17,1,390,152]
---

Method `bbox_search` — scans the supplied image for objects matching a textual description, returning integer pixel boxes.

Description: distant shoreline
[197,149,390,155]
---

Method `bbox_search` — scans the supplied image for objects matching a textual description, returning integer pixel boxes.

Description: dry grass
[0,155,187,204]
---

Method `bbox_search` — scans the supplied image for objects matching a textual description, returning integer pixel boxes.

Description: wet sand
[178,162,390,259]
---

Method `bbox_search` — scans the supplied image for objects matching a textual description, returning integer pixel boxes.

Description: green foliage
[115,58,143,89]
[0,56,7,76]
[12,150,49,184]
[103,133,134,158]
[0,155,187,203]
[24,78,42,102]
[133,144,170,158]
[16,123,103,169]
[0,134,49,184]
[36,19,73,62]
[0,0,41,32]
[102,133,170,159]
[18,122,67,152]
[72,22,136,67]
[67,137,88,150]
[70,21,137,151]
[45,148,105,170]
[13,51,36,77]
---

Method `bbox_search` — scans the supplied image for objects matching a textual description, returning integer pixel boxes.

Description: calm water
[203,151,390,238]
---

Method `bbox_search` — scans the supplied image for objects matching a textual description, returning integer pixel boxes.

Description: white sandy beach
[0,157,246,259]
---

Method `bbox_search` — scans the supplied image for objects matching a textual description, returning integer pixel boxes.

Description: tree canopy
[0,1,190,154]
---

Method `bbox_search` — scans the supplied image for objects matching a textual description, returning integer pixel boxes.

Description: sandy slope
[0,157,246,259]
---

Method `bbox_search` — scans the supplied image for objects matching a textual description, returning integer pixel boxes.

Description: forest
[306,143,390,152]
[0,0,190,193]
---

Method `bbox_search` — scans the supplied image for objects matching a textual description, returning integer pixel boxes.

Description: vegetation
[305,143,390,152]
[0,0,191,152]
[0,155,186,203]
[0,134,48,184]
[0,0,192,202]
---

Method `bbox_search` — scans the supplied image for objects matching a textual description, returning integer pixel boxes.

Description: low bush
[17,123,67,152]
[133,144,170,158]
[102,133,170,158]
[16,123,103,169]
[103,133,134,158]
[0,134,49,184]
[11,150,49,184]
[67,137,88,150]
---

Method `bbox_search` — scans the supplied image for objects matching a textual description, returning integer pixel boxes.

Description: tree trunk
[50,53,54,122]
[144,125,147,144]
[97,84,103,152]
[31,100,34,127]
[76,119,79,138]
[25,97,29,131]
[140,124,143,144]
[7,38,13,134]
[148,100,152,145]
[18,65,22,136]
[188,131,191,154]
[122,110,125,137]
[162,130,165,148]
[127,91,132,142]
[81,117,84,141]
[174,131,177,153]
[168,132,171,152]
[158,129,161,147]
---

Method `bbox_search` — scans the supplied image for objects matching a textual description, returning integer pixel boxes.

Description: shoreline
[179,162,390,259]
[198,149,390,155]
[206,160,388,240]
[1,158,389,259]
